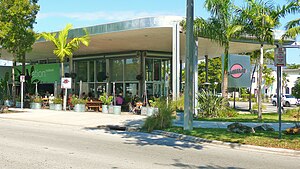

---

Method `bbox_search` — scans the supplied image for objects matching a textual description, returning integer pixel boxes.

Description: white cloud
[37,11,180,22]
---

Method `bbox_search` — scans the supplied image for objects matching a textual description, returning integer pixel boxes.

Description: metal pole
[205,55,208,83]
[54,81,57,98]
[184,0,194,131]
[277,66,282,139]
[21,81,24,109]
[79,80,82,98]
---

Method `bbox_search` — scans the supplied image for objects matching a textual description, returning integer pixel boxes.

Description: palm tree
[281,0,300,39]
[38,24,90,77]
[193,0,243,99]
[237,0,298,120]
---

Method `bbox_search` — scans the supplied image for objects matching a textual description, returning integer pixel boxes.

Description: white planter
[176,111,184,121]
[141,107,148,116]
[53,104,62,111]
[74,104,86,112]
[102,105,108,113]
[49,103,55,110]
[108,105,114,114]
[16,101,21,108]
[4,100,13,107]
[147,107,159,116]
[30,102,42,109]
[113,106,121,115]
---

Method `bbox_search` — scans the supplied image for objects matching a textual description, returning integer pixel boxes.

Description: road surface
[0,118,299,169]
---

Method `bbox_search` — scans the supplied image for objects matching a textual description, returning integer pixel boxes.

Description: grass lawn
[197,113,297,123]
[165,127,300,150]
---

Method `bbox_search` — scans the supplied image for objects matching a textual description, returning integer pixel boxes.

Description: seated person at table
[116,94,124,105]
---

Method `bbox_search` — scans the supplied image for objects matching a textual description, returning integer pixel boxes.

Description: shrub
[71,96,87,105]
[143,99,174,132]
[99,93,113,105]
[53,97,63,104]
[252,103,266,110]
[171,95,184,111]
[32,96,42,103]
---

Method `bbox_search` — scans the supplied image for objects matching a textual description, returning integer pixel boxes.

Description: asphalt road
[0,119,299,169]
[229,101,297,113]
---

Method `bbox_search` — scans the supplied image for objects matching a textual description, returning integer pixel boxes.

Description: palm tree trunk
[249,60,258,111]
[61,62,64,77]
[222,45,229,100]
[257,44,264,120]
[12,60,16,104]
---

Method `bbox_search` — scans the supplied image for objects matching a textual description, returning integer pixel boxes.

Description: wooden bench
[86,100,102,112]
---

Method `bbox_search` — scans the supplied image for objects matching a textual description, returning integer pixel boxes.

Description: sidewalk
[0,108,146,128]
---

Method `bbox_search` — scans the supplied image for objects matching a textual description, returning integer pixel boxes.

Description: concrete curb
[151,130,300,157]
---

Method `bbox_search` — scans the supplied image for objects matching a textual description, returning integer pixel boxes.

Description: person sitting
[116,94,124,105]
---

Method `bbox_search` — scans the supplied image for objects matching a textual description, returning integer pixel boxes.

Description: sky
[2,0,300,65]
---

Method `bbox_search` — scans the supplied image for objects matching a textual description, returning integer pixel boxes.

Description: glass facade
[73,52,171,100]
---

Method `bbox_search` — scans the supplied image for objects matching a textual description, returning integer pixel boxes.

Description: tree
[262,65,275,92]
[193,0,243,100]
[292,78,300,99]
[38,24,90,110]
[197,57,222,92]
[0,0,39,102]
[281,0,300,39]
[38,24,90,77]
[237,0,298,120]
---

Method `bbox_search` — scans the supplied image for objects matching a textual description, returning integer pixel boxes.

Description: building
[0,16,287,100]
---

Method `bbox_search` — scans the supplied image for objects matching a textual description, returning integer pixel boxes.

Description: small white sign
[20,75,25,83]
[61,78,72,89]
[275,47,286,66]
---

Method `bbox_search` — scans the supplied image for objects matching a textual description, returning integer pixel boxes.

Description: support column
[194,41,198,116]
[205,55,208,83]
[172,23,180,100]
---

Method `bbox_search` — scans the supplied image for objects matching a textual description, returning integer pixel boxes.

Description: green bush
[252,103,266,110]
[143,99,174,132]
[53,97,62,104]
[241,93,249,99]
[71,96,87,105]
[171,95,184,111]
[99,93,113,105]
[32,96,42,103]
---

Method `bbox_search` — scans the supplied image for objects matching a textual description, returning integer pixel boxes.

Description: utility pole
[184,0,195,130]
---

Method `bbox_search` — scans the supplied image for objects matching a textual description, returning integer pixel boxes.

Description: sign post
[275,45,286,139]
[61,78,72,111]
[20,75,25,109]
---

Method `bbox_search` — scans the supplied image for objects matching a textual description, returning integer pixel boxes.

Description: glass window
[125,83,138,98]
[153,59,161,81]
[111,83,123,96]
[89,61,94,82]
[124,58,140,81]
[110,59,123,81]
[75,61,87,82]
[96,59,106,82]
[145,59,153,81]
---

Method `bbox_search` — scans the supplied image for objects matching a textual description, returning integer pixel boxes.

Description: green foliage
[71,96,87,105]
[171,95,184,111]
[292,78,300,99]
[287,63,300,69]
[197,89,235,118]
[148,98,158,107]
[32,96,42,103]
[99,93,113,105]
[143,99,174,132]
[0,72,9,100]
[53,97,63,104]
[252,103,266,111]
[262,65,275,87]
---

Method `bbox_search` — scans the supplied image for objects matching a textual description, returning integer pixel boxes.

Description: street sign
[274,47,286,66]
[20,75,25,83]
[61,78,72,89]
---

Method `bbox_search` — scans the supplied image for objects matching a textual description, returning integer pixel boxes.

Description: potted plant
[52,97,63,111]
[99,93,113,114]
[148,99,159,116]
[15,96,21,108]
[30,96,42,109]
[71,96,87,112]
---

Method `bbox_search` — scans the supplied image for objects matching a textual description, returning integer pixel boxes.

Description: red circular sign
[230,64,244,78]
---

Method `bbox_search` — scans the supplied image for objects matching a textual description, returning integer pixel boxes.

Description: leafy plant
[143,99,174,132]
[99,93,113,105]
[32,96,42,103]
[71,96,87,105]
[171,95,184,111]
[53,97,63,104]
[149,98,159,107]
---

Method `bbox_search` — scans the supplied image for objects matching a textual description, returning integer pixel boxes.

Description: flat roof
[0,16,294,61]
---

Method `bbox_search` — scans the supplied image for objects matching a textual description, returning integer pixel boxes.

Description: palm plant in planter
[71,96,87,112]
[30,96,42,109]
[52,97,63,111]
[99,93,113,114]
[148,99,159,116]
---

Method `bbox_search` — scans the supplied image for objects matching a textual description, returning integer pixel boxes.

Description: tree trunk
[257,44,264,120]
[222,46,229,100]
[61,62,64,77]
[12,60,16,104]
[249,61,257,111]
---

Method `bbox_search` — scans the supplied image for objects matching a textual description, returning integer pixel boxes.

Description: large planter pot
[176,111,184,121]
[102,105,108,113]
[15,101,21,108]
[113,106,121,115]
[74,104,86,112]
[147,107,159,116]
[141,107,148,116]
[4,100,13,107]
[49,103,55,110]
[30,102,42,109]
[53,104,62,111]
[108,105,114,114]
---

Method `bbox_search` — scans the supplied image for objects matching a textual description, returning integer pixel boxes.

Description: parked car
[271,94,298,107]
